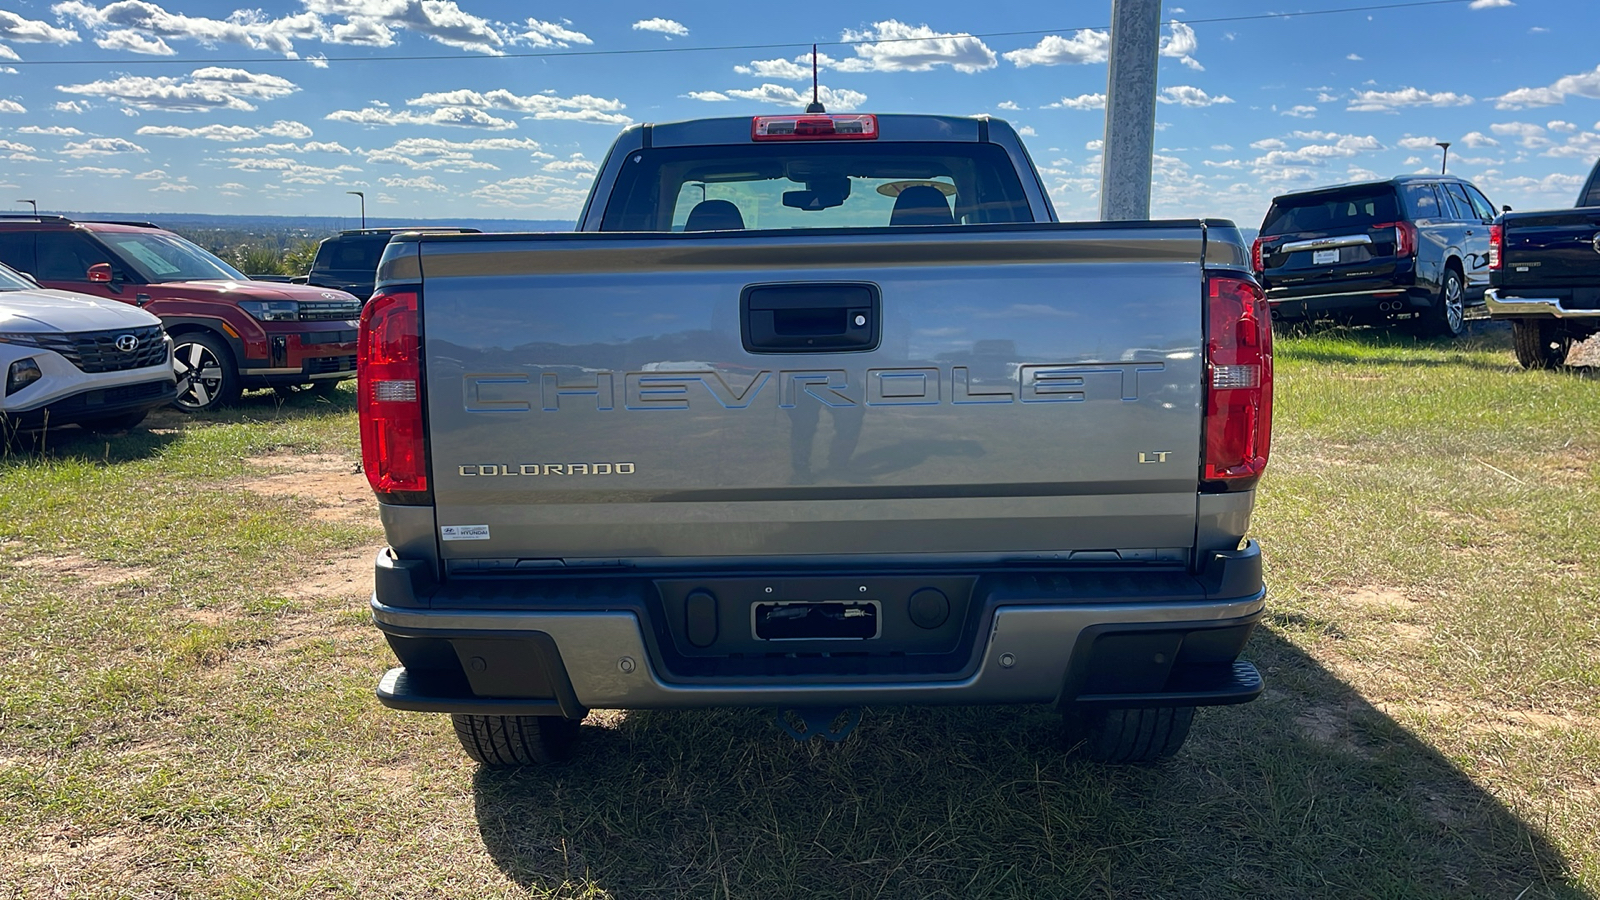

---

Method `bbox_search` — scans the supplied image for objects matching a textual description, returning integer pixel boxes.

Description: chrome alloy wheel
[172,338,227,411]
[1442,271,1465,335]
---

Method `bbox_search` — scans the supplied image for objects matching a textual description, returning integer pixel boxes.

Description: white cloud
[67,165,129,173]
[95,29,174,54]
[305,0,506,54]
[1159,21,1203,70]
[1046,93,1105,111]
[0,139,34,152]
[326,105,516,130]
[150,181,196,192]
[1017,125,1036,136]
[261,119,312,138]
[1544,131,1600,159]
[469,173,590,210]
[137,123,259,141]
[60,136,145,155]
[1493,64,1600,109]
[1404,155,1421,164]
[1346,53,1363,61]
[1397,135,1441,149]
[715,83,867,112]
[514,18,590,48]
[543,153,595,174]
[1085,139,1103,150]
[0,99,26,113]
[1004,30,1110,67]
[378,173,449,191]
[1211,143,1233,151]
[841,20,997,73]
[57,67,298,112]
[54,100,87,113]
[1157,86,1233,107]
[405,88,631,125]
[1250,138,1286,150]
[0,10,80,44]
[684,90,730,102]
[1461,130,1499,147]
[1469,0,1514,7]
[1281,105,1317,118]
[734,57,811,80]
[1347,87,1473,112]
[1203,159,1242,169]
[133,167,164,179]
[996,100,1019,111]
[632,18,687,37]
[1490,121,1553,148]
[17,124,83,135]
[0,47,17,62]
[1547,120,1577,132]
[364,135,543,170]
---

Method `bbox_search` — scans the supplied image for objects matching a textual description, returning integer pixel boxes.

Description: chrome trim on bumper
[1483,289,1600,320]
[370,594,1266,709]
[1280,234,1373,253]
[1265,287,1407,304]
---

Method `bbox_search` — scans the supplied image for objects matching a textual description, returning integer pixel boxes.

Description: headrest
[685,199,746,231]
[890,185,955,226]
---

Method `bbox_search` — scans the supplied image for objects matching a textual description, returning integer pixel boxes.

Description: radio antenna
[805,43,825,113]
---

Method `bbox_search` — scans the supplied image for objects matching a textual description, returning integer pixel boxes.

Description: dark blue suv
[1253,175,1499,336]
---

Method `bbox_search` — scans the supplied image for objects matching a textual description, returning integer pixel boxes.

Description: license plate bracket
[754,600,881,640]
[1313,248,1340,265]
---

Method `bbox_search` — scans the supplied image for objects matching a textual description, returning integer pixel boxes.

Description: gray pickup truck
[1485,156,1600,368]
[357,113,1273,767]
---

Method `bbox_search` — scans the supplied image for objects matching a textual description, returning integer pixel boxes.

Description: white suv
[0,262,176,433]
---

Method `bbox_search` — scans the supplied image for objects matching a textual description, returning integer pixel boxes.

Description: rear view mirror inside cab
[783,175,851,211]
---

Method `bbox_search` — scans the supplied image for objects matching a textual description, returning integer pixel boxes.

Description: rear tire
[1063,706,1195,763]
[1422,267,1467,338]
[1511,319,1572,369]
[451,714,580,767]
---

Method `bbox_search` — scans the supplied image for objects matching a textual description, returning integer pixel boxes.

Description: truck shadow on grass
[470,629,1583,899]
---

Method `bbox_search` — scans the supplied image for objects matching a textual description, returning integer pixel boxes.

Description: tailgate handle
[741,283,880,353]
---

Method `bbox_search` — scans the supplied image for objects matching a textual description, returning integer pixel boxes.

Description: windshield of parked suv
[97,231,247,283]
[315,237,388,272]
[0,262,35,291]
[601,143,1034,231]
[1260,188,1400,235]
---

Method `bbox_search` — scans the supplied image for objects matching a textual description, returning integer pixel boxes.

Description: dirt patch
[239,452,374,525]
[1376,698,1600,736]
[1339,586,1412,611]
[1294,703,1373,758]
[25,830,141,872]
[10,554,156,588]
[283,543,384,602]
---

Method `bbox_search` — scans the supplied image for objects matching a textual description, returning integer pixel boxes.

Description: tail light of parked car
[1203,274,1272,490]
[1250,236,1265,274]
[1488,223,1503,271]
[359,288,429,502]
[1375,221,1418,258]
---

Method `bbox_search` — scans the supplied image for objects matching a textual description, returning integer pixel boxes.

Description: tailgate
[1499,209,1600,288]
[416,225,1208,564]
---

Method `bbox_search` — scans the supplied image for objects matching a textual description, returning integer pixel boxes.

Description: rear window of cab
[1260,188,1400,234]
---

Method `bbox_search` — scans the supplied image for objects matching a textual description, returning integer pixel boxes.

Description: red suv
[0,215,362,411]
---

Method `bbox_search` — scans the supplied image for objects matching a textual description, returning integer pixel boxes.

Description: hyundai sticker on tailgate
[441,524,491,541]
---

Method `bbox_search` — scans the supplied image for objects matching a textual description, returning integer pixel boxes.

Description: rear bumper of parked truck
[1484,288,1600,321]
[369,542,1267,717]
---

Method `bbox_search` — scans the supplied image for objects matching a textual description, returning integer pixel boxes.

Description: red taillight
[1203,275,1273,488]
[1488,223,1503,270]
[752,114,878,141]
[1376,221,1418,258]
[1250,236,1265,274]
[359,289,428,498]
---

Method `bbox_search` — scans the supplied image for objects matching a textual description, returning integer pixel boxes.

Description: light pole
[1436,142,1451,175]
[17,199,37,215]
[346,190,365,229]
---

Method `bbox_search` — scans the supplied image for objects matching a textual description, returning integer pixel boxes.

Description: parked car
[0,260,175,433]
[1253,175,1500,336]
[303,227,480,300]
[360,112,1271,767]
[0,215,363,411]
[1485,156,1600,368]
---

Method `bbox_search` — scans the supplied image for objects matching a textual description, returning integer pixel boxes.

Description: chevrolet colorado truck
[1485,156,1600,368]
[359,113,1273,767]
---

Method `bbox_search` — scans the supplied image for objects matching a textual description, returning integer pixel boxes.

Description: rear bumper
[239,323,358,386]
[1265,284,1428,318]
[1484,289,1600,321]
[369,544,1267,715]
[3,376,177,429]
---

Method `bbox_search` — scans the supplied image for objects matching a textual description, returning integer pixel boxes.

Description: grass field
[1,325,1596,898]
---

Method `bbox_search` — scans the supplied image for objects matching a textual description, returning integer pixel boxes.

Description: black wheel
[1422,267,1467,338]
[171,332,241,412]
[1511,319,1572,369]
[1063,706,1195,763]
[80,410,148,434]
[451,714,580,767]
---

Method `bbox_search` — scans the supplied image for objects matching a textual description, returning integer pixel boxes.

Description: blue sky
[1,0,1596,227]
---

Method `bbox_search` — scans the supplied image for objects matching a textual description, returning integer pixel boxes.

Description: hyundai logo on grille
[114,334,140,352]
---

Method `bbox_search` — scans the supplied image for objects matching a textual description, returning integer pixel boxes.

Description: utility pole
[1436,141,1451,175]
[346,190,365,229]
[1099,0,1162,221]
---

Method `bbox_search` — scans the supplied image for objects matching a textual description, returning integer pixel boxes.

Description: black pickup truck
[1486,157,1600,368]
